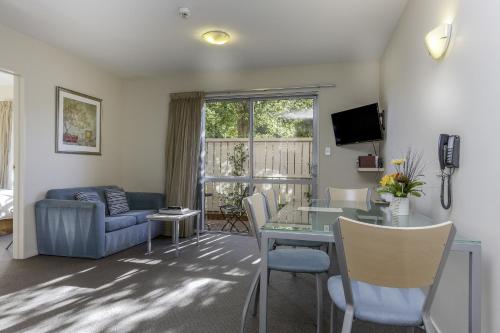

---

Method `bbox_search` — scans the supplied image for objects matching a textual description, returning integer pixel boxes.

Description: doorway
[0,71,15,256]
[202,95,318,234]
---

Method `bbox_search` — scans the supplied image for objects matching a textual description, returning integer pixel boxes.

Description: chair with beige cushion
[326,187,370,202]
[240,193,330,333]
[328,217,456,333]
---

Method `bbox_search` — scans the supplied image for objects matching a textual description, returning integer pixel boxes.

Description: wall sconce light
[425,23,452,60]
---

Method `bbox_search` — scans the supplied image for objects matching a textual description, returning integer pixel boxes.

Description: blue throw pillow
[104,189,130,215]
[74,191,101,202]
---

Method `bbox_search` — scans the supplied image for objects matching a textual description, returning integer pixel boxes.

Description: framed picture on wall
[55,86,102,155]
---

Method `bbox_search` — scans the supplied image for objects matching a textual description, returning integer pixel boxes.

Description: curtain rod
[205,84,336,96]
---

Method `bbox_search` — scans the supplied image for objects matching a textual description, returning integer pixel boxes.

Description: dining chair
[262,188,279,217]
[240,193,330,333]
[262,188,324,249]
[328,217,456,333]
[326,187,371,202]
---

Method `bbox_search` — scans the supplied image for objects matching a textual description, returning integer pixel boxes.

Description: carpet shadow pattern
[0,234,421,333]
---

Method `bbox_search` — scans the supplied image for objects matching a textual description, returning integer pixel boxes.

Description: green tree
[205,99,313,139]
[253,99,313,138]
[220,143,249,208]
[205,101,249,138]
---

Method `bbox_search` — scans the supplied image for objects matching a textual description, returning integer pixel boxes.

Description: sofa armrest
[35,199,105,259]
[126,192,165,210]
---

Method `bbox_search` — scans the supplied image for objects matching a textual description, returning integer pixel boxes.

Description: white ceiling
[0,0,407,78]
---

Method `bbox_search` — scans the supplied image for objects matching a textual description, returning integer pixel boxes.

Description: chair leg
[252,278,260,317]
[291,249,297,277]
[422,313,436,333]
[241,270,261,333]
[315,273,323,333]
[341,305,354,333]
[330,302,334,333]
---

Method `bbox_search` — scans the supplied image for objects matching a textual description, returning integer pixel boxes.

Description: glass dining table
[257,199,481,333]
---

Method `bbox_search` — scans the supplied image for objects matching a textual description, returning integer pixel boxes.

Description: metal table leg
[146,219,152,255]
[171,220,175,251]
[468,245,481,333]
[196,214,200,246]
[451,242,481,333]
[175,220,180,258]
[259,232,269,333]
[315,273,323,333]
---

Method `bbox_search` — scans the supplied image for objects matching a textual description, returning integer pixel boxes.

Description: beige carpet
[0,234,421,333]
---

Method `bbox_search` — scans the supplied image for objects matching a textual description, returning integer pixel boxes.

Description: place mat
[297,207,343,213]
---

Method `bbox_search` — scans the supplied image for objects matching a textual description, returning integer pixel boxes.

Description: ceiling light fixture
[425,23,452,60]
[202,31,230,45]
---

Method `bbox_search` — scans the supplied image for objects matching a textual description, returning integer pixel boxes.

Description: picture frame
[55,86,102,155]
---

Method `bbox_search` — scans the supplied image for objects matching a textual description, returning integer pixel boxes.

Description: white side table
[146,210,201,257]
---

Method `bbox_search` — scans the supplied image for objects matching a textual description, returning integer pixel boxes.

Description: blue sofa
[35,185,164,259]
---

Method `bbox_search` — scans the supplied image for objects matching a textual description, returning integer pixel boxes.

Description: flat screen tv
[331,103,383,146]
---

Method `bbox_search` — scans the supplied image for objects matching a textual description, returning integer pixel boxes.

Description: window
[203,95,317,232]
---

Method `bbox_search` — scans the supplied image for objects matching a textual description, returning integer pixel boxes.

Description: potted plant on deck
[377,149,425,215]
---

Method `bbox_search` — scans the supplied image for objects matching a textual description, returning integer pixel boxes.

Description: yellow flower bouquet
[377,150,425,198]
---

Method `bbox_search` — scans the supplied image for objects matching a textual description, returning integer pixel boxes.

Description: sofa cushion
[74,191,101,202]
[46,185,121,216]
[105,189,130,215]
[120,210,157,224]
[104,215,136,232]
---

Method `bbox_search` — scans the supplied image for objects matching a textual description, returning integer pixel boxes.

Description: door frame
[202,93,319,229]
[0,68,25,259]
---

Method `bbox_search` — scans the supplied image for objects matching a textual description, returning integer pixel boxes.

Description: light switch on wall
[324,146,331,156]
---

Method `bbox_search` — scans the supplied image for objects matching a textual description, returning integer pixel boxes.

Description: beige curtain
[165,92,205,237]
[0,101,12,189]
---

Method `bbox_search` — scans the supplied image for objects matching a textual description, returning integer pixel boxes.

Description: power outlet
[325,146,331,156]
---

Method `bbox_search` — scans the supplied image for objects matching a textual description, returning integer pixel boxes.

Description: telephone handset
[438,134,460,209]
[439,134,460,170]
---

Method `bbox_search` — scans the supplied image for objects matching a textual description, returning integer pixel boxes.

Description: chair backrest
[326,187,370,202]
[334,217,455,289]
[262,189,278,217]
[242,193,269,249]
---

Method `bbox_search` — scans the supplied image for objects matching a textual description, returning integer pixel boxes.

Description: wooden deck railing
[204,138,312,212]
[205,138,312,178]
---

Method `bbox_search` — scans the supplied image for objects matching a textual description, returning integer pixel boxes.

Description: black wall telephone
[438,134,460,209]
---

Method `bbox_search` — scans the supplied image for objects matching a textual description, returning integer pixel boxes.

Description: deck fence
[204,138,312,212]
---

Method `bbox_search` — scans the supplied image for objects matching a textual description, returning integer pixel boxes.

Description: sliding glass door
[203,95,317,232]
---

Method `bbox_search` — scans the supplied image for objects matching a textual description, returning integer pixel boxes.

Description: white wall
[381,0,499,331]
[0,24,124,258]
[121,61,382,197]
